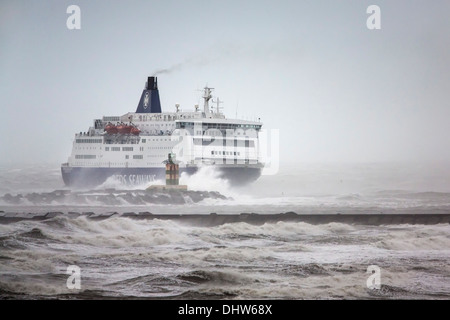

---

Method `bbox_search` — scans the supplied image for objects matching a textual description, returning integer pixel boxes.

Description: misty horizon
[1,0,450,166]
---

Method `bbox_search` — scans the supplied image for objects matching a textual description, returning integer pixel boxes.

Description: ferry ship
[61,77,264,187]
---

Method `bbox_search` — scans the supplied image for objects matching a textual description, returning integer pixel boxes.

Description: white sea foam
[2,162,450,299]
[95,175,166,191]
[1,216,450,299]
[376,224,450,251]
[44,216,189,248]
[180,166,232,195]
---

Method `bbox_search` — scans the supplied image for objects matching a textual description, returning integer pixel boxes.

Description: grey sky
[1,0,449,165]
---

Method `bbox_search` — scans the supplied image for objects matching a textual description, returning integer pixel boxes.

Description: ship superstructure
[61,77,263,186]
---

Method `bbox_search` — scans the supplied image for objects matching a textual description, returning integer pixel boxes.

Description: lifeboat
[131,127,141,136]
[104,123,118,134]
[117,124,133,134]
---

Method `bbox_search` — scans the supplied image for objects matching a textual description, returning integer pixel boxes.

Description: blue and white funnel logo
[143,92,150,109]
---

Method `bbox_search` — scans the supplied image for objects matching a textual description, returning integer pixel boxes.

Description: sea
[0,162,449,299]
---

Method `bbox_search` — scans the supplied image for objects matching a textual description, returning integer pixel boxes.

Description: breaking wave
[376,224,450,250]
[180,166,233,196]
[1,215,449,299]
[1,162,450,299]
[95,175,166,191]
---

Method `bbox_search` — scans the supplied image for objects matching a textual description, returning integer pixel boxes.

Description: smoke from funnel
[153,61,187,76]
[151,46,231,76]
[152,56,207,76]
[152,42,299,76]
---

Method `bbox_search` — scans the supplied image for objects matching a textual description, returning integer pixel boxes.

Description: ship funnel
[135,76,162,113]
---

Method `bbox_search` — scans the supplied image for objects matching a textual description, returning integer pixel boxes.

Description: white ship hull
[61,165,262,187]
[62,77,264,187]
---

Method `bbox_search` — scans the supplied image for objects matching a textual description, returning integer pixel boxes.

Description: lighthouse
[146,153,187,191]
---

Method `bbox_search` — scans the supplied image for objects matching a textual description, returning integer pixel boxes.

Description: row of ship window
[211,151,241,156]
[75,155,144,160]
[103,146,173,151]
[75,137,253,145]
[135,115,181,121]
[76,148,246,158]
[75,152,247,160]
[139,123,175,127]
[75,139,103,143]
[177,122,261,130]
[73,163,166,166]
[75,138,173,144]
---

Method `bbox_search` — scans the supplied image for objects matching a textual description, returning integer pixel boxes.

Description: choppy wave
[2,163,450,212]
[0,189,229,207]
[1,162,450,299]
[0,216,449,299]
[375,225,450,250]
[2,189,450,213]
